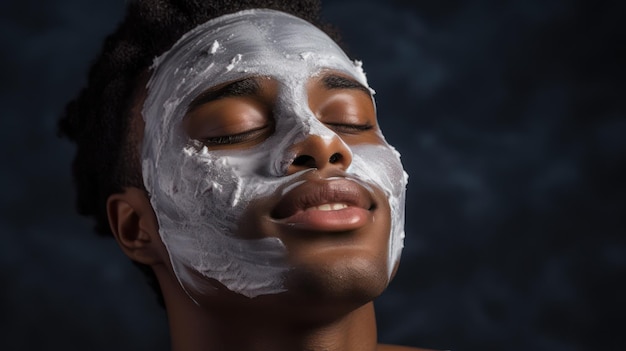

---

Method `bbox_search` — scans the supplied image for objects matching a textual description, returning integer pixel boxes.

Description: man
[60,0,432,350]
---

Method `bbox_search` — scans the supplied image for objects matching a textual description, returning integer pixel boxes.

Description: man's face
[141,9,407,301]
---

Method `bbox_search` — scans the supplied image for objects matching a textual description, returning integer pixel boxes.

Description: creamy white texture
[141,9,408,299]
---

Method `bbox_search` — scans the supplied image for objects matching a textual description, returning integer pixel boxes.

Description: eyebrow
[321,74,371,96]
[187,77,261,111]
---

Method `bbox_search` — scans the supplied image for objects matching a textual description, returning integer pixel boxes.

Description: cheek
[149,146,292,298]
[169,143,294,228]
[348,144,408,275]
[179,150,245,225]
[149,141,245,237]
[349,144,406,198]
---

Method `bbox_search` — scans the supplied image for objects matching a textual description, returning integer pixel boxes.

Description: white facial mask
[142,9,408,299]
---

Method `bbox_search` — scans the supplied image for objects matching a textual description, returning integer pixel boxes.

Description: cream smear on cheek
[142,9,408,299]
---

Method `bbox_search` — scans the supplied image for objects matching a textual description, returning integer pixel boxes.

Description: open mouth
[271,178,376,232]
[309,203,349,211]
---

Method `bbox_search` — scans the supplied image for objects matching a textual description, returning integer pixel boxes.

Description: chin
[281,252,391,313]
[175,258,388,323]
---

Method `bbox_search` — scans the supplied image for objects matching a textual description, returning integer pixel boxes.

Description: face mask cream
[142,9,408,299]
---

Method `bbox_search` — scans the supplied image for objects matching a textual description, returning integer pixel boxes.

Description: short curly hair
[58,0,340,305]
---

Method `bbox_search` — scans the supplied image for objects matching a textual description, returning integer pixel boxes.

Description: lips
[271,178,375,231]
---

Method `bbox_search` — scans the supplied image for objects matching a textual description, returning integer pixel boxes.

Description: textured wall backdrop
[1,0,624,350]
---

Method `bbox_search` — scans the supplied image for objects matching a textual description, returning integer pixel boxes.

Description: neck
[157,267,378,351]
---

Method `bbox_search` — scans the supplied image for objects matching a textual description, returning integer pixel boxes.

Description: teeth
[312,203,348,211]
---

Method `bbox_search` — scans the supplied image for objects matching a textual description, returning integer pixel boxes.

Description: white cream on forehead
[141,9,408,299]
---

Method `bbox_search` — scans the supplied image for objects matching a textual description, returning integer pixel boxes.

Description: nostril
[292,155,316,167]
[328,153,342,164]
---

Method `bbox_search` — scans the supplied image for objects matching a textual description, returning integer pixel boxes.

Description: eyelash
[202,126,269,146]
[326,123,374,134]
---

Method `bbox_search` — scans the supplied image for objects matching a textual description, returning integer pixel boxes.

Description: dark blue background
[1,0,624,350]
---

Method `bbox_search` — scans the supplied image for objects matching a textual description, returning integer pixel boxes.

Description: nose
[286,134,352,175]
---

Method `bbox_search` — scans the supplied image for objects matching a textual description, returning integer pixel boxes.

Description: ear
[106,187,164,266]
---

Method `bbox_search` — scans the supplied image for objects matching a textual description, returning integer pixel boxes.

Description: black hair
[58,0,340,306]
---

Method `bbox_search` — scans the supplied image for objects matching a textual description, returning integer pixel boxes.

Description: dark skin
[106,71,436,351]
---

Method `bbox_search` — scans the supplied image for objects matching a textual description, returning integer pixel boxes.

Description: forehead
[147,9,368,101]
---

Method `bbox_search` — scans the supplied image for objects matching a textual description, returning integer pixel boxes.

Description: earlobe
[107,187,164,266]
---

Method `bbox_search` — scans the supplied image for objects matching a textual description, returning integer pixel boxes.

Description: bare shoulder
[378,344,444,351]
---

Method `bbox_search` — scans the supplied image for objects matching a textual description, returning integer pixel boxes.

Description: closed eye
[201,125,271,146]
[325,123,374,134]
